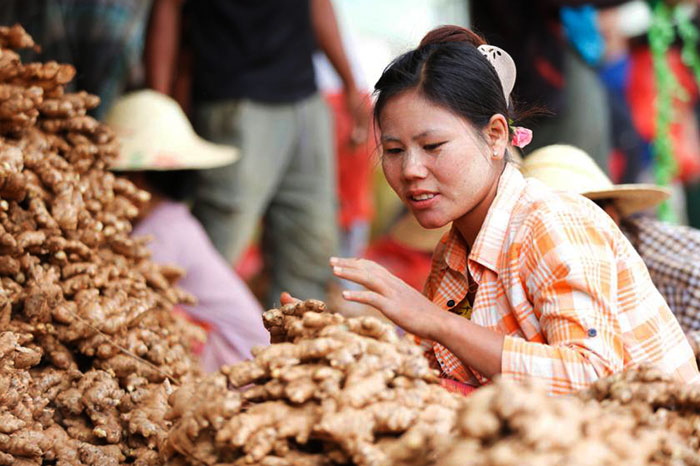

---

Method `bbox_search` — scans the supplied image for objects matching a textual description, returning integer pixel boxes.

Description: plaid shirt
[620,216,700,350]
[420,164,699,395]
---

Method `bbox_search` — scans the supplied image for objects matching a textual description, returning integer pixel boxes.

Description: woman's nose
[402,151,428,179]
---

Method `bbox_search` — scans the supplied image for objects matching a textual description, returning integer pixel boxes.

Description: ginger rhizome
[0,24,200,465]
[165,299,461,466]
[168,300,700,466]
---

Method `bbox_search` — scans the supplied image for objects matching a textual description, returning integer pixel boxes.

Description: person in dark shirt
[146,0,366,307]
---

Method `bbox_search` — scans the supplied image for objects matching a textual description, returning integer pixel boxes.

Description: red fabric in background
[325,92,375,229]
[627,47,700,182]
[608,148,625,184]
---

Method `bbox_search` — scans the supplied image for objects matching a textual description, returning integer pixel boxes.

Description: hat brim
[111,137,239,172]
[582,184,671,217]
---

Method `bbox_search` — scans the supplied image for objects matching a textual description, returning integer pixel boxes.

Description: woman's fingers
[330,257,390,291]
[332,264,379,290]
[341,289,388,311]
[333,260,387,292]
[330,256,385,271]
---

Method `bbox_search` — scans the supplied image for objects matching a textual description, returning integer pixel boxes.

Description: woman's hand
[330,256,444,339]
[331,257,505,378]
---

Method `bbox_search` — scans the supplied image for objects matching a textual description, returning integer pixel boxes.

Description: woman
[325,26,699,395]
[107,90,270,372]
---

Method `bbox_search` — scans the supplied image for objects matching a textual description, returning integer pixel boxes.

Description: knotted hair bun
[419,25,485,49]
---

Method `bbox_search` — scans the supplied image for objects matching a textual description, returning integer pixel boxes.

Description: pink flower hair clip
[511,126,532,149]
[477,45,534,150]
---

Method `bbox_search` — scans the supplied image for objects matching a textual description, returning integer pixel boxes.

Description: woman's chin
[413,214,450,230]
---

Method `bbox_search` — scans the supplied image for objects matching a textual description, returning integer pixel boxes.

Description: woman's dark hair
[143,170,196,202]
[374,25,514,137]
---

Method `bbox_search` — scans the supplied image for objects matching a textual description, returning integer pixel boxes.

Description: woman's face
[379,89,505,230]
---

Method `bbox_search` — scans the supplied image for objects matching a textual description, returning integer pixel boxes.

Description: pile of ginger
[439,366,700,465]
[0,25,201,465]
[165,299,700,466]
[164,299,462,465]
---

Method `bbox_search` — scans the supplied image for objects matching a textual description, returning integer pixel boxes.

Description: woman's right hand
[330,256,446,340]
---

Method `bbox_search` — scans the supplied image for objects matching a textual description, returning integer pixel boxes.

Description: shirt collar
[439,164,527,274]
[442,225,467,273]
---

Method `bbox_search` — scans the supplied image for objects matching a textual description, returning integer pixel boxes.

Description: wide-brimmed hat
[521,144,670,217]
[106,90,239,171]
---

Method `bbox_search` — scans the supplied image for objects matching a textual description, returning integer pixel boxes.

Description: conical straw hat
[106,90,239,171]
[521,144,670,217]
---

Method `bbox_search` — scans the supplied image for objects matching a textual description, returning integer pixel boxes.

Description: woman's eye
[424,142,446,151]
[384,147,404,155]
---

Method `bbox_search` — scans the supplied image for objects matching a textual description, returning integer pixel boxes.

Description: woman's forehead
[380,98,474,138]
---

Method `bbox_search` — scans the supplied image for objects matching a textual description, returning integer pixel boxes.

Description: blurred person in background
[470,0,629,173]
[522,144,700,356]
[146,0,366,307]
[0,0,152,119]
[596,1,700,223]
[596,2,651,184]
[106,90,269,371]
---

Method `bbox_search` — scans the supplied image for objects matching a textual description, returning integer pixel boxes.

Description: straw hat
[389,212,450,252]
[105,90,239,171]
[521,144,670,217]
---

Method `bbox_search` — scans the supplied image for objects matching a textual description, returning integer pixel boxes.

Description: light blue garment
[561,5,605,66]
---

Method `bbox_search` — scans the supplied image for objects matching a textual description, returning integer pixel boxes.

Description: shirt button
[588,328,597,338]
[447,299,455,307]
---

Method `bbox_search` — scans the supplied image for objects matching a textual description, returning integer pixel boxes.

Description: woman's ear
[483,114,509,160]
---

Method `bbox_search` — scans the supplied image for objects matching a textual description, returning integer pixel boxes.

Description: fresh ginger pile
[0,25,201,465]
[166,299,700,466]
[437,367,700,466]
[164,299,462,466]
[579,366,700,461]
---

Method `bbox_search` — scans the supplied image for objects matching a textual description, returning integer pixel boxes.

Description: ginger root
[166,300,458,466]
[0,25,201,464]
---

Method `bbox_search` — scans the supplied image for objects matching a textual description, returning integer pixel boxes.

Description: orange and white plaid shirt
[420,164,699,395]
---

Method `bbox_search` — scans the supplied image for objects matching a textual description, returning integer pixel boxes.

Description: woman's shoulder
[508,178,622,247]
[522,178,613,223]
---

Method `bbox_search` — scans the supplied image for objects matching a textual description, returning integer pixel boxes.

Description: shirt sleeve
[501,209,626,394]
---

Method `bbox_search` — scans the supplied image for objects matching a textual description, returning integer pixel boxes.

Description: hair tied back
[418,25,485,48]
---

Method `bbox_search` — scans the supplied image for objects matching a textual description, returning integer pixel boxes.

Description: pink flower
[511,126,533,148]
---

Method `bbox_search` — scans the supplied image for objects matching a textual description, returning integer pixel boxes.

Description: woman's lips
[407,192,439,209]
